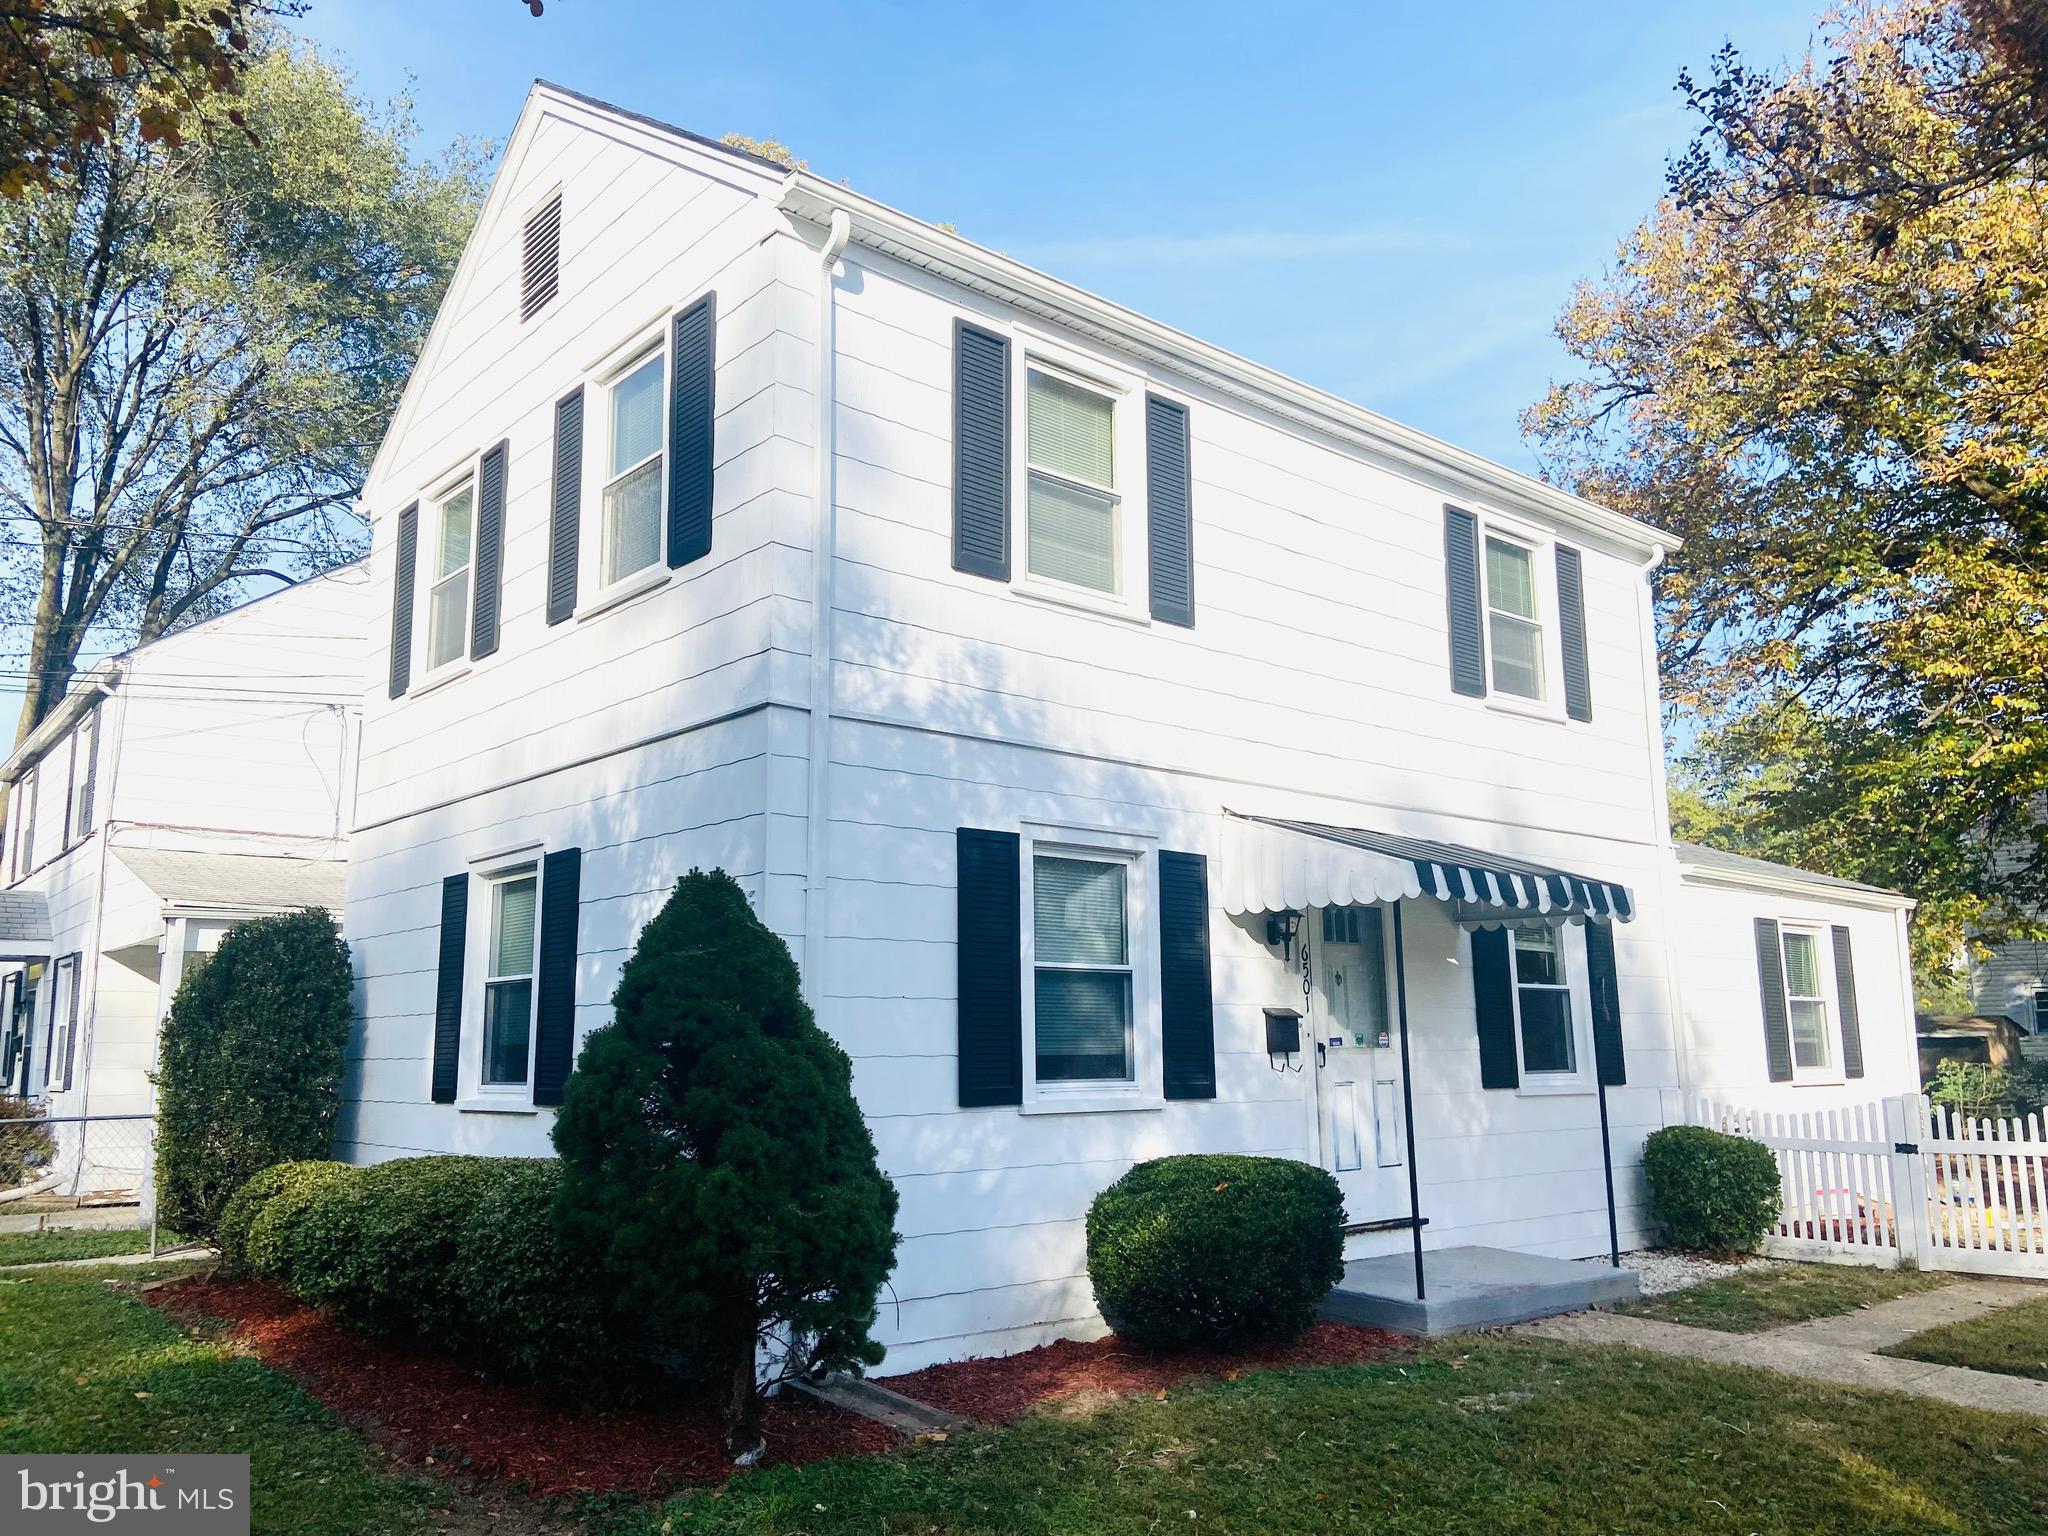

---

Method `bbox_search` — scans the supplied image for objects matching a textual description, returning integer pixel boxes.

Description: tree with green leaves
[0,31,485,748]
[552,870,899,1462]
[1529,0,2048,976]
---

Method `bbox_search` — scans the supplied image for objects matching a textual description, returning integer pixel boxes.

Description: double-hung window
[2034,989,2048,1038]
[1511,926,1577,1077]
[1781,927,1832,1074]
[601,348,665,587]
[1025,367,1120,595]
[481,870,538,1089]
[65,711,94,845]
[1031,852,1135,1085]
[1484,534,1545,701]
[426,478,476,674]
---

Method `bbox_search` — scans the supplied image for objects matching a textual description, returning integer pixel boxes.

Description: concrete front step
[1319,1244,1640,1335]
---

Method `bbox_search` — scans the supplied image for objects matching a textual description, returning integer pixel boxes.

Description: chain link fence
[0,1111,162,1251]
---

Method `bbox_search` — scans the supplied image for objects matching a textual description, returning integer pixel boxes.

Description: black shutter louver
[1146,395,1195,627]
[547,386,584,624]
[1471,925,1519,1089]
[956,827,1022,1107]
[521,191,561,321]
[1158,850,1215,1099]
[1584,920,1625,1087]
[533,847,582,1106]
[1556,543,1592,722]
[1832,924,1865,1079]
[431,873,468,1104]
[667,295,716,568]
[60,951,80,1091]
[471,439,508,660]
[952,322,1011,580]
[1444,505,1487,698]
[388,503,418,698]
[1755,917,1793,1083]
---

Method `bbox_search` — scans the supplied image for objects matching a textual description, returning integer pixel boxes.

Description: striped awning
[1221,812,1635,923]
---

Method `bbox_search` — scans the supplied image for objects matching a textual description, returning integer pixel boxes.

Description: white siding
[1971,940,2048,1028]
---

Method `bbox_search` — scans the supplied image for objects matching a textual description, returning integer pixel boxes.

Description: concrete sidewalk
[1522,1278,2048,1418]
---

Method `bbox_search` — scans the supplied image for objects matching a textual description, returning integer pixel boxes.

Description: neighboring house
[339,83,1924,1370]
[1970,942,2048,1039]
[0,568,365,1194]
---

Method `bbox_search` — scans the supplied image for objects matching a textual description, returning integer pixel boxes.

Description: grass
[1620,1261,1954,1333]
[587,1338,2048,1536]
[0,1225,160,1266]
[1884,1295,2048,1382]
[0,1261,449,1536]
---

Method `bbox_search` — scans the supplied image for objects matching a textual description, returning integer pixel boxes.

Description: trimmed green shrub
[287,1155,499,1332]
[1644,1125,1784,1253]
[154,908,352,1241]
[218,1160,354,1279]
[1086,1154,1345,1350]
[0,1091,53,1187]
[553,869,900,1458]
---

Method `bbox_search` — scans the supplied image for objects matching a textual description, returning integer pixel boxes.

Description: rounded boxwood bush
[1643,1125,1783,1254]
[287,1155,502,1332]
[219,1160,356,1280]
[1086,1154,1345,1350]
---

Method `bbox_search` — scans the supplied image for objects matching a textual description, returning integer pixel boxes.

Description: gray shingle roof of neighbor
[1674,841,1906,900]
[0,889,50,944]
[115,849,345,913]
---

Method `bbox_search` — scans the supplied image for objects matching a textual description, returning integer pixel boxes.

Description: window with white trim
[2034,988,2048,1037]
[601,348,665,587]
[1511,926,1576,1076]
[9,763,37,881]
[1781,927,1832,1074]
[1025,366,1121,595]
[481,869,539,1089]
[1483,533,1545,700]
[426,477,475,674]
[1032,852,1134,1083]
[64,710,94,845]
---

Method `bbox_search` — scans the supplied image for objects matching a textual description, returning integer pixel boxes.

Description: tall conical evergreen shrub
[552,869,899,1458]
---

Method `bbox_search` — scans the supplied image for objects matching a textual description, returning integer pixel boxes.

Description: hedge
[1643,1125,1784,1254]
[218,1160,353,1281]
[1085,1154,1345,1349]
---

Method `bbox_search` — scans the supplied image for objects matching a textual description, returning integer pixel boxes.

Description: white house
[0,568,365,1194]
[338,83,1924,1370]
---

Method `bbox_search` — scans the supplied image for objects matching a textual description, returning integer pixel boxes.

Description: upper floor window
[1025,366,1120,595]
[1484,534,1545,701]
[1512,926,1575,1075]
[482,869,538,1088]
[1781,927,1831,1074]
[427,478,475,674]
[65,709,95,845]
[2034,988,2047,1037]
[603,349,666,587]
[9,764,37,882]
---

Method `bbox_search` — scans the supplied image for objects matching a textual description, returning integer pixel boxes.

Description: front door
[1308,906,1404,1223]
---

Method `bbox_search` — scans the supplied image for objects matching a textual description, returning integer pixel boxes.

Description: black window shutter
[1474,925,1523,1097]
[1584,920,1625,1087]
[533,847,582,1106]
[1832,924,1865,1079]
[1471,925,1519,1089]
[1159,850,1215,1099]
[1556,543,1592,722]
[389,502,418,698]
[1444,505,1487,698]
[1755,917,1793,1083]
[471,439,508,660]
[952,322,1011,580]
[956,827,1022,1107]
[547,387,584,624]
[60,951,80,1091]
[1146,395,1195,626]
[667,294,716,568]
[431,873,468,1104]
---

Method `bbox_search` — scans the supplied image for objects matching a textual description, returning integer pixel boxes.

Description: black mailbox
[1264,1007,1303,1057]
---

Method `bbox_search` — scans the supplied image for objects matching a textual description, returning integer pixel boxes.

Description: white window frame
[414,460,480,689]
[1019,823,1161,1113]
[1507,923,1596,1095]
[578,318,674,617]
[64,711,94,847]
[1469,507,1570,722]
[1008,328,1151,623]
[1779,922,1844,1086]
[10,762,37,882]
[459,848,546,1110]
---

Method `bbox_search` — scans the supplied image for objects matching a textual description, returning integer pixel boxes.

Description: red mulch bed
[146,1278,893,1498]
[876,1321,1407,1424]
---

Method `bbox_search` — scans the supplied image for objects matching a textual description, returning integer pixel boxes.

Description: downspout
[802,207,853,1007]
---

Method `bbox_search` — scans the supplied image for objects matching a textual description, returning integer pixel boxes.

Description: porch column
[1391,902,1425,1301]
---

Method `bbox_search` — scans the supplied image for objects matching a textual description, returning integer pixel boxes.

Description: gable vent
[521,191,561,321]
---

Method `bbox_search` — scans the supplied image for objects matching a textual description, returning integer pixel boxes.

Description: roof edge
[1675,842,1915,911]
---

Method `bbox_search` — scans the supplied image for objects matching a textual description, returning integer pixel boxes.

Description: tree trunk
[719,1313,765,1465]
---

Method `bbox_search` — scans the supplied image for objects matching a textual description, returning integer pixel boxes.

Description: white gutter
[802,207,853,1006]
[2,662,120,784]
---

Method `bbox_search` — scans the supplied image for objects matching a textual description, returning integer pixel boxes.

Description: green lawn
[0,1262,448,1536]
[588,1339,2048,1536]
[1884,1295,2048,1381]
[1620,1262,1953,1333]
[0,1225,159,1266]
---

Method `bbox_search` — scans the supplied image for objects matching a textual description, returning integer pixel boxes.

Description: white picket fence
[1688,1094,2048,1278]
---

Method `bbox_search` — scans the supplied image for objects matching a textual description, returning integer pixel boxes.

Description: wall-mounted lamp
[1266,909,1302,962]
